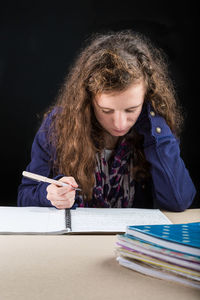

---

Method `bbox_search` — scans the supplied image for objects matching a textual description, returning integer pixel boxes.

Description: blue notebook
[126,222,200,257]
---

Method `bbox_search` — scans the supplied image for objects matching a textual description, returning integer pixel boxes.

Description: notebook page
[71,208,171,232]
[0,207,66,234]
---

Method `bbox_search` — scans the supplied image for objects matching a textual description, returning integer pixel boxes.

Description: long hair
[45,30,183,200]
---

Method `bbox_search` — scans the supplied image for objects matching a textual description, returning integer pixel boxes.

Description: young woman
[18,30,196,211]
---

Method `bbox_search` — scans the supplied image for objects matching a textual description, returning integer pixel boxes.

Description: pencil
[22,171,81,191]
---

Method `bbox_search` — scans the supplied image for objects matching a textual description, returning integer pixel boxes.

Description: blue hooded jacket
[17,104,196,211]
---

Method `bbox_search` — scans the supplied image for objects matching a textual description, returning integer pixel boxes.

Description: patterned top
[75,132,135,208]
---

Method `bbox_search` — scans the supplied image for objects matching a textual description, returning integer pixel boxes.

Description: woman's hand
[46,176,78,209]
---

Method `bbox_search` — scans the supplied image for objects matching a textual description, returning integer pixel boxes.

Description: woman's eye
[102,110,113,114]
[126,110,135,113]
[101,109,136,114]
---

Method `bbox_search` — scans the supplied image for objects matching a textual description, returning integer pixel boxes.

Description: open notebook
[0,207,171,234]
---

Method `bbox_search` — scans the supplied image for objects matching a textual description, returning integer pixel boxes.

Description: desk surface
[0,209,199,300]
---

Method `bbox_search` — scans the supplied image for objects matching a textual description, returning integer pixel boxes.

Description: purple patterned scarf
[76,132,135,208]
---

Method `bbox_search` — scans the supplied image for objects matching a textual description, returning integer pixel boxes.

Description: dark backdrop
[0,1,199,207]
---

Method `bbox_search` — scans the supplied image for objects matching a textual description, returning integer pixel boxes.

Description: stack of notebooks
[116,222,200,289]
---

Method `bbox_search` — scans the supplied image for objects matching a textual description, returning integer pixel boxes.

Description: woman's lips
[112,128,129,133]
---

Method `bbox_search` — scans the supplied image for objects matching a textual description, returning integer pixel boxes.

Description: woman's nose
[113,112,127,130]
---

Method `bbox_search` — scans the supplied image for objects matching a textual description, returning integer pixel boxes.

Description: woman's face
[93,81,146,137]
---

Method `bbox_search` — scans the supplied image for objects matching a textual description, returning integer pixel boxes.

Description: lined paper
[71,208,171,232]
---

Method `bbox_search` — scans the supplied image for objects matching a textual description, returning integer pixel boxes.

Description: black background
[0,1,199,207]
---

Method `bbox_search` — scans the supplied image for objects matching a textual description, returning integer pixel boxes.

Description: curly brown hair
[45,30,183,200]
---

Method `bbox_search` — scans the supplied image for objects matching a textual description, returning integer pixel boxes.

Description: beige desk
[0,209,199,300]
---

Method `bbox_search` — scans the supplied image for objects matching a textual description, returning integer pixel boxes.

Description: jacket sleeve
[18,111,79,208]
[17,112,55,207]
[135,104,196,212]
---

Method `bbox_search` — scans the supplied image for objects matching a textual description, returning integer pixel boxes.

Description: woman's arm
[18,111,79,208]
[17,112,55,206]
[135,103,196,211]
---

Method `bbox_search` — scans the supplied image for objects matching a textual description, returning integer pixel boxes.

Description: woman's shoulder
[40,106,62,129]
[33,107,62,153]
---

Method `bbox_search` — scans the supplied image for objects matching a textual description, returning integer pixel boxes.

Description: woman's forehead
[94,81,146,109]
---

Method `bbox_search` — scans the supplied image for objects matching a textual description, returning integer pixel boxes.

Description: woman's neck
[104,133,120,150]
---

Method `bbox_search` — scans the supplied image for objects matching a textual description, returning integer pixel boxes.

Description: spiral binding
[65,209,71,232]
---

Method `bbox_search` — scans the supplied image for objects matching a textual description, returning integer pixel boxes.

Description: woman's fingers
[50,191,75,209]
[47,186,75,201]
[46,177,76,209]
[58,176,78,188]
[52,185,73,196]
